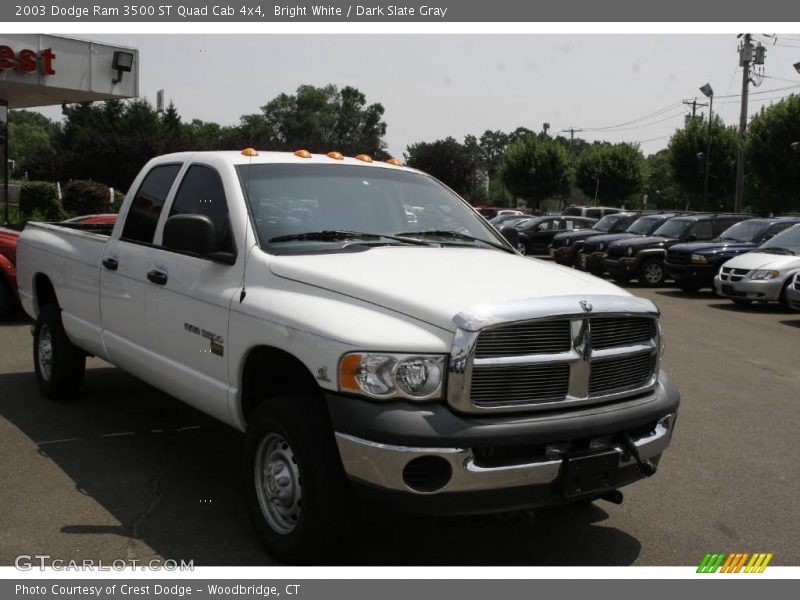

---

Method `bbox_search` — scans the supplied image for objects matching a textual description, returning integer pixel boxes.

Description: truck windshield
[718,219,768,243]
[653,218,691,239]
[236,163,507,253]
[593,215,620,232]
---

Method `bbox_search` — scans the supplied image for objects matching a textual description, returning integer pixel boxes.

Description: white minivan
[715,223,800,309]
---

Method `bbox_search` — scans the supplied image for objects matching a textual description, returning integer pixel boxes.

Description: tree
[240,84,388,157]
[7,110,60,180]
[405,136,480,199]
[498,134,571,208]
[643,150,680,209]
[478,130,510,177]
[745,94,800,215]
[575,142,644,205]
[667,115,737,210]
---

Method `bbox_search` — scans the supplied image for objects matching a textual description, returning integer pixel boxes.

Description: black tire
[676,280,701,293]
[638,259,666,287]
[243,395,353,564]
[0,280,15,316]
[33,305,86,400]
[780,279,794,310]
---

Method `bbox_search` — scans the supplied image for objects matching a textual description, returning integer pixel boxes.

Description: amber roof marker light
[355,154,373,163]
[326,151,344,160]
[241,148,258,157]
[294,149,312,158]
[386,158,402,166]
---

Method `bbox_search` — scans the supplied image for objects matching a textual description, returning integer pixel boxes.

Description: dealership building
[0,34,139,223]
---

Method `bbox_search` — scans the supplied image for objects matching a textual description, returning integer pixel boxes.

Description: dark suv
[578,213,687,275]
[549,212,643,267]
[666,217,800,291]
[604,213,752,286]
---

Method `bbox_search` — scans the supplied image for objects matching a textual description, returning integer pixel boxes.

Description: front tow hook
[620,432,658,477]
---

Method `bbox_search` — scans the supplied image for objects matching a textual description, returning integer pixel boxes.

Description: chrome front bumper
[714,275,785,301]
[335,413,675,496]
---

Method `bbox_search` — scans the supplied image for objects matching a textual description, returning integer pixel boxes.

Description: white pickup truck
[16,150,680,562]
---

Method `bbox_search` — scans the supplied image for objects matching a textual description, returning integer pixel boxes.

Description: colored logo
[697,552,774,573]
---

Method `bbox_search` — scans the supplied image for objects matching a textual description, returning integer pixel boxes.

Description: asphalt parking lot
[1,280,798,566]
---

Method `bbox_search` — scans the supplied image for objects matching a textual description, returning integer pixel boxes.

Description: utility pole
[682,98,707,119]
[699,83,714,208]
[734,34,766,213]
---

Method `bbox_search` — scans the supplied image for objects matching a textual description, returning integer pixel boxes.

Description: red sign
[0,46,56,75]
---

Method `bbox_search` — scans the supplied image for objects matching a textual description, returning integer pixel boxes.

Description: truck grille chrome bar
[447,295,661,414]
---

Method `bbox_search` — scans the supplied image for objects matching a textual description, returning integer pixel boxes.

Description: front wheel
[516,242,527,255]
[639,259,666,287]
[243,395,353,563]
[33,305,86,400]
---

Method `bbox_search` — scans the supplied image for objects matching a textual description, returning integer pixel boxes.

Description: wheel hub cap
[38,325,53,381]
[254,433,302,534]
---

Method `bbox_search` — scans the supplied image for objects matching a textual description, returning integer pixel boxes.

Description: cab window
[688,221,713,240]
[167,165,235,254]
[121,164,181,244]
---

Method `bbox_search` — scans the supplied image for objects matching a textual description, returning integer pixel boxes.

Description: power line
[578,101,684,132]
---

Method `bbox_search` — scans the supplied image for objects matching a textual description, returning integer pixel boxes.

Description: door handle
[102,257,118,271]
[147,270,168,285]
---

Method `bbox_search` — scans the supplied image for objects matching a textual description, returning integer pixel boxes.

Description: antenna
[239,148,258,303]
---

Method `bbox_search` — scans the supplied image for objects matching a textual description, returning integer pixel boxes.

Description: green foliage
[62,180,113,215]
[8,110,61,181]
[498,135,571,208]
[643,150,680,209]
[667,115,738,210]
[19,181,65,221]
[240,84,388,158]
[745,95,800,215]
[405,137,481,198]
[575,142,644,205]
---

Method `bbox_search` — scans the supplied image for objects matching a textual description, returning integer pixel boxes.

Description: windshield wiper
[394,229,514,253]
[269,229,432,245]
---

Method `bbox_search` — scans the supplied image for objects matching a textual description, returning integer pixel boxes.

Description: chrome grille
[720,267,749,283]
[666,249,690,265]
[474,319,571,358]
[471,364,570,406]
[591,317,654,350]
[448,300,660,414]
[589,352,655,396]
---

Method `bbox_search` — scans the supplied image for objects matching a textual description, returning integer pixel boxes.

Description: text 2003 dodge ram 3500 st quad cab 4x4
[16,150,679,562]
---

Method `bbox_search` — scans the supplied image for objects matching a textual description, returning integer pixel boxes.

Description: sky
[35,33,800,158]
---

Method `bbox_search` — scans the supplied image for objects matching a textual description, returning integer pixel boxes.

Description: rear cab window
[120,164,182,244]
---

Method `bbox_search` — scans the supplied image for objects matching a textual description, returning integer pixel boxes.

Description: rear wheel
[243,395,353,564]
[33,305,86,400]
[639,259,666,287]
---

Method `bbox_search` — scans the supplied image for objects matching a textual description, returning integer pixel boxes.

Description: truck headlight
[748,270,779,280]
[690,254,709,264]
[339,353,445,401]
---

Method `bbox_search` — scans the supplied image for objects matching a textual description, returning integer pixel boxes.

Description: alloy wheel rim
[645,264,663,284]
[254,432,302,535]
[38,325,53,381]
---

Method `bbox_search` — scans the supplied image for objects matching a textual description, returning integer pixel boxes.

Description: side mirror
[163,214,235,264]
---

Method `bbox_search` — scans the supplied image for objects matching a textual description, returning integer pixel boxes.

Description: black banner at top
[2,0,797,22]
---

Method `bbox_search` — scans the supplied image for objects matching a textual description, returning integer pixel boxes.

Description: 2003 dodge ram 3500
[16,150,680,562]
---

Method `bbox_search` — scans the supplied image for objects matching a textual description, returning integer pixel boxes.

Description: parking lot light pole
[700,83,714,208]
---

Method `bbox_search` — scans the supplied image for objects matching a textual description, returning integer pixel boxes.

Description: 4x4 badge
[580,300,593,313]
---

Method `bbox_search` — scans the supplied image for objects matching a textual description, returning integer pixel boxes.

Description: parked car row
[541,211,800,310]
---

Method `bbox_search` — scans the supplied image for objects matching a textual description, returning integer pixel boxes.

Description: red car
[0,214,117,313]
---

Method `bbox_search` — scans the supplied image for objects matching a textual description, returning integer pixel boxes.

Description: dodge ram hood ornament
[580,300,593,313]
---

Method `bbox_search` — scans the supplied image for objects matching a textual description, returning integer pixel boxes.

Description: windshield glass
[653,218,691,239]
[718,220,768,243]
[236,164,506,252]
[626,216,661,235]
[593,215,620,232]
[759,224,800,254]
[562,207,582,216]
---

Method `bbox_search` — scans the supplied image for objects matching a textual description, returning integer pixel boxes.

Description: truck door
[142,163,244,423]
[100,163,182,368]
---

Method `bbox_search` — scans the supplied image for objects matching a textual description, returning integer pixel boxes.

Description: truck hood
[670,240,757,255]
[268,247,630,331]
[722,250,800,271]
[612,236,674,250]
[583,232,641,249]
